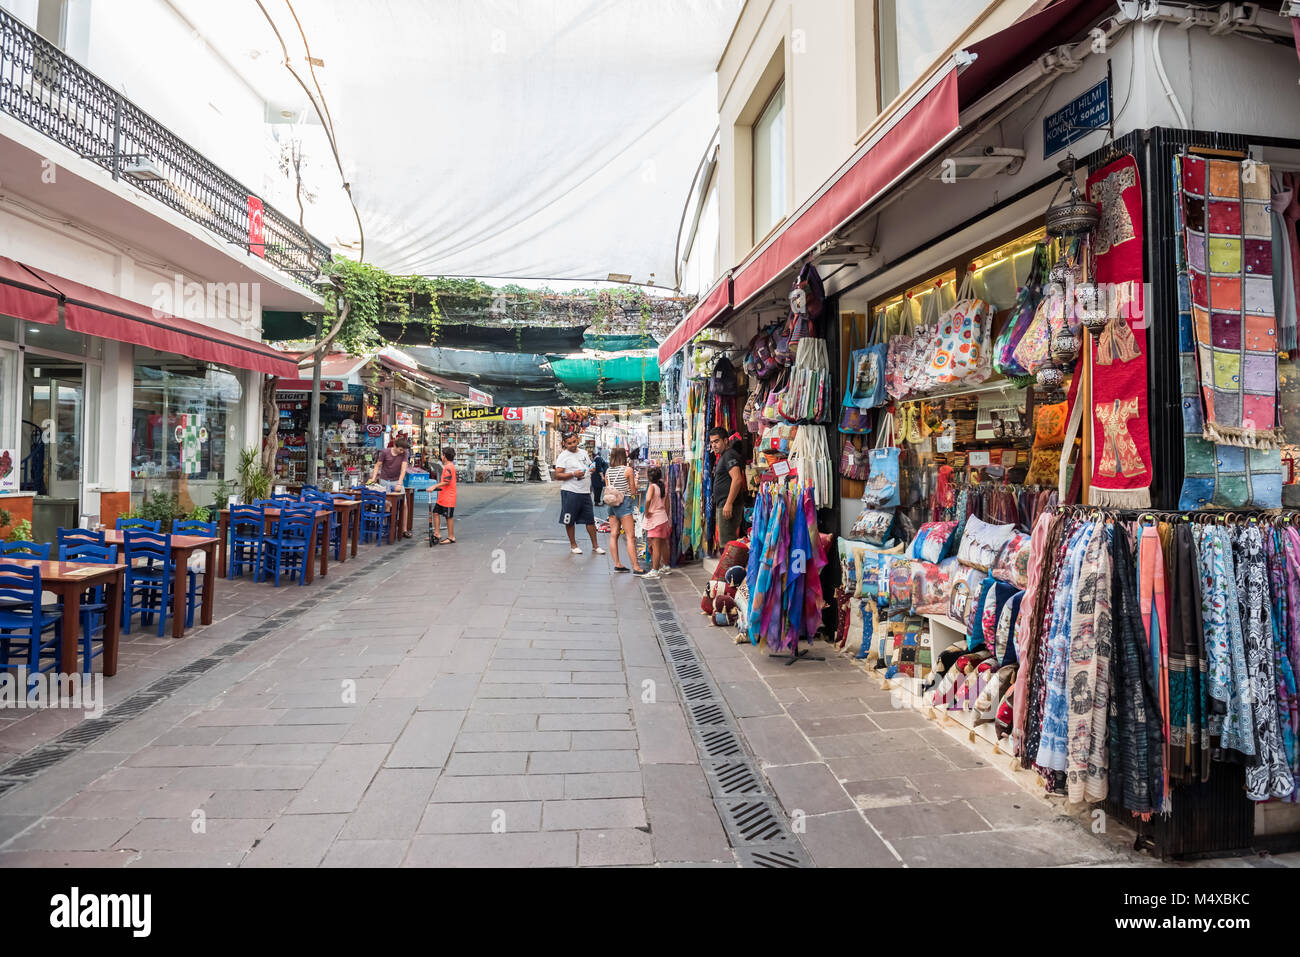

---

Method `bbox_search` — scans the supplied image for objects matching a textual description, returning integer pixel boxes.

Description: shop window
[20,321,103,360]
[876,0,987,108]
[130,350,242,511]
[753,81,787,244]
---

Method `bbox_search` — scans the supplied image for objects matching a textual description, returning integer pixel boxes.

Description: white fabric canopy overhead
[177,0,739,284]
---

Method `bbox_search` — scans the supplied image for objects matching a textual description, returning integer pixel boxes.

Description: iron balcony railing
[0,7,331,289]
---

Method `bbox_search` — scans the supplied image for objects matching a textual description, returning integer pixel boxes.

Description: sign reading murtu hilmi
[1043,78,1109,159]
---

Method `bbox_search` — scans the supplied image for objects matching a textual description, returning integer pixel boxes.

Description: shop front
[658,4,1300,856]
[433,404,538,483]
[0,257,294,540]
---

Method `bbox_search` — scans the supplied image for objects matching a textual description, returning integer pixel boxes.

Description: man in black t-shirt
[708,427,745,547]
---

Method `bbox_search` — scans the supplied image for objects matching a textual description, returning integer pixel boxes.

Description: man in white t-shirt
[555,432,605,556]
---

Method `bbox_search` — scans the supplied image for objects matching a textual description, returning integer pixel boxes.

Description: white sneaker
[594,547,606,555]
[570,547,583,555]
[641,568,661,579]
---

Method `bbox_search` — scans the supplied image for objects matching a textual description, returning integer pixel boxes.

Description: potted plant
[237,447,272,503]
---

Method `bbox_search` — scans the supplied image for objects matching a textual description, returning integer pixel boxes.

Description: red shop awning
[957,0,1116,105]
[658,275,732,365]
[20,264,298,378]
[731,65,962,309]
[0,256,59,327]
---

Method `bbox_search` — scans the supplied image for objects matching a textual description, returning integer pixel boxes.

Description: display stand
[771,634,824,666]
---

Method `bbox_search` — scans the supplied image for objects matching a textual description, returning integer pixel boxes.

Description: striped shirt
[606,466,631,496]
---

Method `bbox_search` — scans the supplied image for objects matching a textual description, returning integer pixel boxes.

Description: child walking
[431,446,458,544]
[643,466,671,579]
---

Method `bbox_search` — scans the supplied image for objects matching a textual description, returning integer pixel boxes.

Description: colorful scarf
[1036,521,1096,774]
[1108,525,1165,819]
[1174,155,1284,509]
[1167,521,1210,784]
[1234,526,1295,801]
[1265,527,1298,794]
[1086,154,1153,506]
[1013,511,1065,762]
[1138,525,1171,808]
[1065,521,1111,803]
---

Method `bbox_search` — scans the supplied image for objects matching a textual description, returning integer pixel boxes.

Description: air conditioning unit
[928,147,1026,181]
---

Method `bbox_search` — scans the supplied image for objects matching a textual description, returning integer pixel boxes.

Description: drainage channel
[0,539,418,800]
[640,577,811,868]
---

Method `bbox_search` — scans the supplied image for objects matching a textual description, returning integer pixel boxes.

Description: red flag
[247,195,265,259]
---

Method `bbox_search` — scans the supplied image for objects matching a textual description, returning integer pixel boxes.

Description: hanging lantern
[1036,366,1065,389]
[1045,153,1100,237]
[1051,333,1081,362]
[1081,311,1110,334]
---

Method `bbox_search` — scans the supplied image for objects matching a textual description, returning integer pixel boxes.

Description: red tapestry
[1086,154,1152,507]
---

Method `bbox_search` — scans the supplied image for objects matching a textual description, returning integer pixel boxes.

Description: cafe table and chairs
[56,541,117,676]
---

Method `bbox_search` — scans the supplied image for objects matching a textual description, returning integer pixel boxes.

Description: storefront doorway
[21,354,85,540]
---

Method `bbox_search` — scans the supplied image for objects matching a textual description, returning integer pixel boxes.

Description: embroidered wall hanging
[1174,154,1283,509]
[1179,154,1283,449]
[1085,154,1152,506]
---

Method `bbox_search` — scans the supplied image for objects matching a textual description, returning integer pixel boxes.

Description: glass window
[0,345,16,452]
[877,0,987,107]
[131,349,243,510]
[753,81,786,244]
[22,321,103,360]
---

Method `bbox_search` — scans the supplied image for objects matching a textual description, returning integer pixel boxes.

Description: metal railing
[0,8,330,289]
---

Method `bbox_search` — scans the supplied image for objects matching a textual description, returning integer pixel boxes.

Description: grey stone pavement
[0,480,1294,867]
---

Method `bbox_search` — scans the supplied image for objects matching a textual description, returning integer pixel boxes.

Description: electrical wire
[1152,21,1189,129]
[254,0,364,266]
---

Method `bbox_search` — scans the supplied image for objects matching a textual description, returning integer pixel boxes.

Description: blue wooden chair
[173,519,217,628]
[0,563,62,693]
[261,510,312,586]
[360,489,392,545]
[57,542,117,675]
[0,541,51,560]
[122,530,194,637]
[228,505,266,581]
[58,527,106,550]
[298,497,342,560]
[116,518,161,532]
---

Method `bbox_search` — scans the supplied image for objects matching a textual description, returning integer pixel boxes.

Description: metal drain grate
[696,727,745,758]
[689,702,728,726]
[638,574,809,868]
[145,674,196,696]
[717,799,792,845]
[705,761,766,796]
[5,746,76,777]
[681,681,714,701]
[740,846,810,868]
[674,662,705,682]
[54,720,118,746]
[0,779,20,798]
[106,693,163,719]
[179,657,222,675]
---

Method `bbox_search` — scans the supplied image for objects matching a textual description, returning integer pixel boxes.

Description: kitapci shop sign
[451,406,523,421]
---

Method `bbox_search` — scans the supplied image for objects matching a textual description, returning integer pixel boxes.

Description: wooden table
[2,559,125,681]
[104,531,218,640]
[330,498,362,560]
[216,508,332,583]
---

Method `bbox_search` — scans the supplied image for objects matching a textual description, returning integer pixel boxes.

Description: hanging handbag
[862,411,901,509]
[843,312,888,412]
[884,299,914,400]
[925,270,990,385]
[840,434,870,481]
[1012,279,1064,375]
[994,242,1049,377]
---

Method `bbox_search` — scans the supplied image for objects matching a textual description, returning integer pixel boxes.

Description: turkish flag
[248,196,265,259]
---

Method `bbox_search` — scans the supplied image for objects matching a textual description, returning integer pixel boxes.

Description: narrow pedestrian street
[0,481,1284,869]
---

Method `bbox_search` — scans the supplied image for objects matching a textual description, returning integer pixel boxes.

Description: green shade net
[262,311,316,341]
[547,355,659,393]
